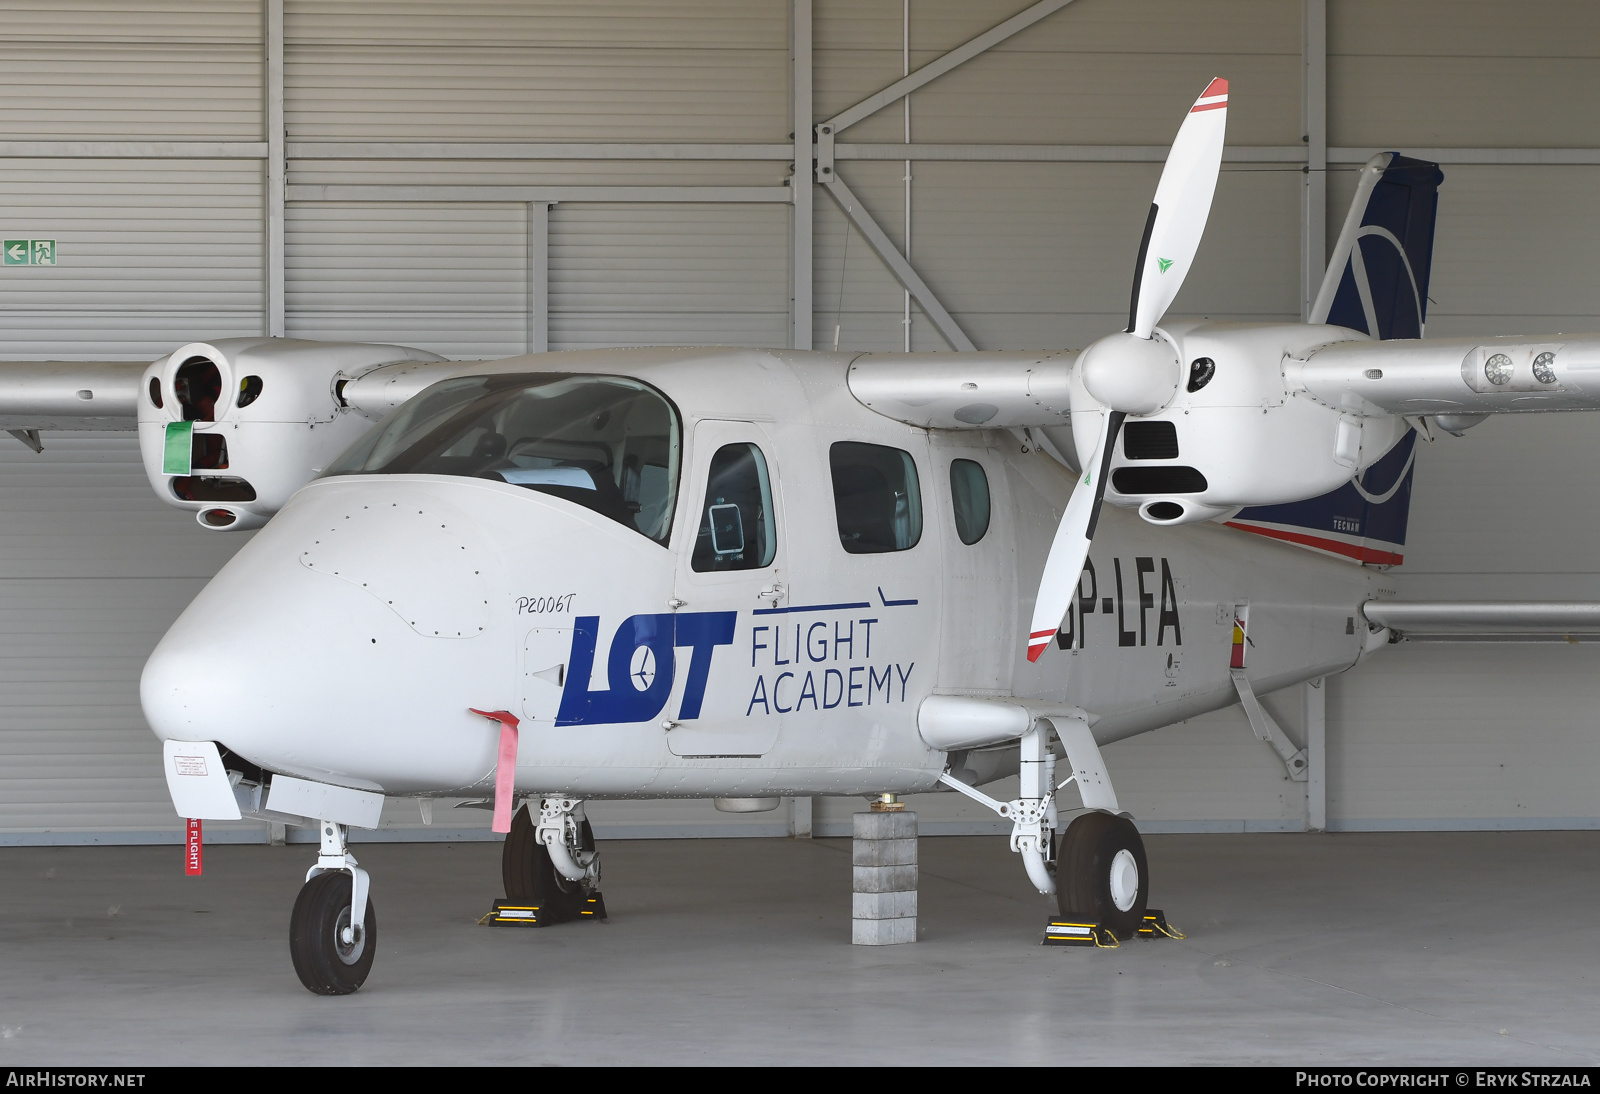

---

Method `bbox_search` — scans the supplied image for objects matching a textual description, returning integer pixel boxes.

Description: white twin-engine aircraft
[7,79,1600,995]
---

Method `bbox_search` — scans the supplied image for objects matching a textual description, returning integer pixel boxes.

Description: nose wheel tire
[290,871,377,996]
[502,803,593,918]
[1058,810,1149,939]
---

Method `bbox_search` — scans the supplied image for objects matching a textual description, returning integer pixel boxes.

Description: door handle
[757,582,785,604]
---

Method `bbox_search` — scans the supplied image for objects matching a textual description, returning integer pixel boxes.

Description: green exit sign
[5,239,56,265]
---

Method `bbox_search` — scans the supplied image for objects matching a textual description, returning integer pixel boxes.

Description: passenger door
[666,419,788,758]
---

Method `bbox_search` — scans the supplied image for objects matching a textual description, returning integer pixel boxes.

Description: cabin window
[949,458,991,545]
[829,441,922,554]
[322,373,681,545]
[691,443,776,572]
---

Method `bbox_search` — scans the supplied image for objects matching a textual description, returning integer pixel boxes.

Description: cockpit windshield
[321,373,680,544]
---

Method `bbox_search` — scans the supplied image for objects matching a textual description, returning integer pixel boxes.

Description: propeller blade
[1026,410,1125,662]
[1129,77,1228,338]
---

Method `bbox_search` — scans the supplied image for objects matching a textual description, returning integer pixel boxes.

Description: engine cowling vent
[171,476,258,503]
[1123,420,1179,460]
[1112,466,1208,495]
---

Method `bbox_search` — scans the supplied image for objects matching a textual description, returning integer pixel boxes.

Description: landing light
[1532,352,1557,385]
[1484,353,1513,386]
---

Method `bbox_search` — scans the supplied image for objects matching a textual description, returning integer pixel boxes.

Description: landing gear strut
[290,820,376,995]
[492,798,605,926]
[504,801,595,910]
[938,710,1154,940]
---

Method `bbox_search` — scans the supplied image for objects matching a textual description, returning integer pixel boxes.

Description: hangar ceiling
[2,0,1599,842]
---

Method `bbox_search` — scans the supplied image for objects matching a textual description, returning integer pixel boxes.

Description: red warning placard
[185,817,203,876]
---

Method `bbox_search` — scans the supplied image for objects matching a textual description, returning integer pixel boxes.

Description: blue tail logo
[1312,152,1444,340]
[1236,152,1442,565]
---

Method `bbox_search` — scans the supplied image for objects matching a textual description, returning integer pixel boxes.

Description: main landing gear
[1057,810,1149,938]
[290,820,376,995]
[938,710,1154,940]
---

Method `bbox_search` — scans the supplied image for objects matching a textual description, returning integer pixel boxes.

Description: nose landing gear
[290,821,377,995]
[494,798,606,925]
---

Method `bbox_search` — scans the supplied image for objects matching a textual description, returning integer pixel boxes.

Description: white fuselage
[140,346,1374,800]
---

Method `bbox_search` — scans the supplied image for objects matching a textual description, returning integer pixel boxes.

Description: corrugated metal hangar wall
[2,0,1599,843]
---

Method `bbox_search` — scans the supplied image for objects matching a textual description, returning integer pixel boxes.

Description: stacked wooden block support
[851,810,917,945]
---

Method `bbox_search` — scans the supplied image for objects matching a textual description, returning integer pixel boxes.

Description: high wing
[0,360,146,449]
[845,350,1074,430]
[1288,335,1600,421]
[842,330,1600,429]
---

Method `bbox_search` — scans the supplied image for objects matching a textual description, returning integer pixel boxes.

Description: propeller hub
[1079,332,1182,416]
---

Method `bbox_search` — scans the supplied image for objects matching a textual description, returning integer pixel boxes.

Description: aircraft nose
[141,483,507,789]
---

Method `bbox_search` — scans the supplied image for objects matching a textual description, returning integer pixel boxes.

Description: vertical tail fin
[1229,154,1442,565]
[1309,152,1444,339]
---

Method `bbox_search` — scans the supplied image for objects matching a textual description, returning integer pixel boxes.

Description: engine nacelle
[136,338,444,530]
[1072,320,1407,526]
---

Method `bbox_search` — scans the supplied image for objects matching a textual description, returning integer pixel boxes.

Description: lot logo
[556,612,735,726]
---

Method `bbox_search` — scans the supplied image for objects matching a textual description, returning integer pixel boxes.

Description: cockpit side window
[829,441,922,554]
[691,443,776,572]
[322,373,681,545]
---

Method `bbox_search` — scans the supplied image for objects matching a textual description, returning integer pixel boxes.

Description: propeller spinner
[1025,77,1228,663]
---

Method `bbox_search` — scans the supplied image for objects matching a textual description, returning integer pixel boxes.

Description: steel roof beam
[285,185,792,203]
[821,0,1077,136]
[820,175,975,353]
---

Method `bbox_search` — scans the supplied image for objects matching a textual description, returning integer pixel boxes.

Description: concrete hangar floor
[0,833,1595,1066]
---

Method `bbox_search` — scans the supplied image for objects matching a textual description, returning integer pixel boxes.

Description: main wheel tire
[501,803,591,917]
[1058,811,1149,939]
[289,871,377,996]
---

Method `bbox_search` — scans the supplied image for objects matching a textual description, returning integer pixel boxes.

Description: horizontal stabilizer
[1363,601,1600,638]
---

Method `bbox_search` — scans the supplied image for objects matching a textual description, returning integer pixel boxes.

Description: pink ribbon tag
[469,708,521,834]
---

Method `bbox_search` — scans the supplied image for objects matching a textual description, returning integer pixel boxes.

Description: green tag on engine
[163,420,193,475]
